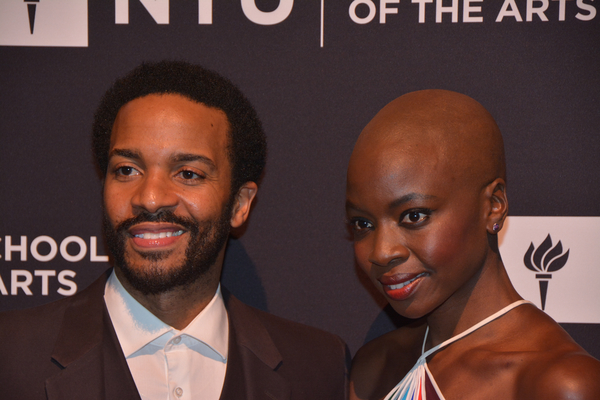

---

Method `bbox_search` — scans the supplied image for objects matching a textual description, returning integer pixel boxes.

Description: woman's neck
[424,260,521,349]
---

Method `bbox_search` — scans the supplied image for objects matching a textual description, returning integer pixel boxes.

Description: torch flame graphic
[523,234,569,310]
[25,0,40,35]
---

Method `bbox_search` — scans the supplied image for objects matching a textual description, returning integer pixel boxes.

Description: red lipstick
[378,272,427,301]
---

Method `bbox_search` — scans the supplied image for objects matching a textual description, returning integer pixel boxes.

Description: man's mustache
[114,210,200,235]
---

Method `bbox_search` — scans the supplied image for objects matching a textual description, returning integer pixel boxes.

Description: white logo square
[500,216,600,323]
[0,0,88,47]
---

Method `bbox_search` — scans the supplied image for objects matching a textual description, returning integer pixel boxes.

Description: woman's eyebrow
[388,193,436,210]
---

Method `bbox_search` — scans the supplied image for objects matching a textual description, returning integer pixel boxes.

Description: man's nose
[368,225,409,268]
[131,172,178,214]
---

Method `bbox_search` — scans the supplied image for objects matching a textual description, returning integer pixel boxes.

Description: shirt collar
[104,270,229,361]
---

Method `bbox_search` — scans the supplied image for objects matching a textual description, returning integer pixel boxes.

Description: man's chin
[103,201,233,296]
[116,263,203,295]
[130,247,175,262]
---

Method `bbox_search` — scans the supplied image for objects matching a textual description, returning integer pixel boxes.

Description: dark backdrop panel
[1,0,598,357]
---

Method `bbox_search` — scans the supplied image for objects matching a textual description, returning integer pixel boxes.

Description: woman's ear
[230,181,258,229]
[484,178,508,234]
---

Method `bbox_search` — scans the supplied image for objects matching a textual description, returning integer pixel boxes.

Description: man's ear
[484,178,508,234]
[230,181,258,229]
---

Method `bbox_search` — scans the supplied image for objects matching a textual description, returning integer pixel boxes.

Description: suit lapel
[46,271,140,400]
[219,326,248,400]
[44,276,290,400]
[221,291,290,400]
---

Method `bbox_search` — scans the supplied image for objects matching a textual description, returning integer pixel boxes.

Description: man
[0,61,348,400]
[346,90,600,400]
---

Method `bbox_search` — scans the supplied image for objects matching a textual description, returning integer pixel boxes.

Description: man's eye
[400,210,430,225]
[116,166,139,176]
[177,170,204,180]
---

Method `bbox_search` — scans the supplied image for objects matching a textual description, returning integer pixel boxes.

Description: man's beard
[102,201,233,295]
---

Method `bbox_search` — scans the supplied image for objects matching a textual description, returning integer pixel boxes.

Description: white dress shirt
[104,272,229,400]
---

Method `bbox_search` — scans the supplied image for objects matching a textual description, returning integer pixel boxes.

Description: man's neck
[114,267,221,330]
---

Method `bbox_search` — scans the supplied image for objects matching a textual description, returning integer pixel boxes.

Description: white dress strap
[383,300,534,400]
[422,300,533,358]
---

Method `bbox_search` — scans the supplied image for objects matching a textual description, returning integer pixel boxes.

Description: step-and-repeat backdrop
[1,0,598,357]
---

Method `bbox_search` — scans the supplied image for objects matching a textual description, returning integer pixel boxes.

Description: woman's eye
[400,210,430,225]
[351,219,373,231]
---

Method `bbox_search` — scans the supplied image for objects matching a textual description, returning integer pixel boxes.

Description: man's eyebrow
[388,193,436,210]
[170,153,217,170]
[108,148,141,161]
[107,150,217,171]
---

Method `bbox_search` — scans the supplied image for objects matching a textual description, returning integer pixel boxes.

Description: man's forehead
[115,93,226,120]
[111,94,228,136]
[107,94,231,170]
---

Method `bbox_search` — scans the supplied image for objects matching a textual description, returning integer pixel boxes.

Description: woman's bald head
[350,90,505,191]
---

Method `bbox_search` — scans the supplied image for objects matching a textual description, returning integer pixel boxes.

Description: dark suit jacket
[0,270,349,400]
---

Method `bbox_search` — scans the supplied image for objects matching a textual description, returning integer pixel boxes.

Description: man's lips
[128,223,187,249]
[378,272,428,301]
[132,230,185,239]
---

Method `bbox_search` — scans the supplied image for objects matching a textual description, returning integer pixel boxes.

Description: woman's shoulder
[509,303,592,353]
[517,348,600,400]
[350,318,427,400]
[496,303,600,400]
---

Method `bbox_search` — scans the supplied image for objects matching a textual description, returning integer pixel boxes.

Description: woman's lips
[128,223,186,249]
[378,272,427,301]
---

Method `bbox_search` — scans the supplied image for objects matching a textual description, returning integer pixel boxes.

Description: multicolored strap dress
[383,300,533,400]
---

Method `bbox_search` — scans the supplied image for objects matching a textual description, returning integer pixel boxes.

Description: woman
[345,90,600,400]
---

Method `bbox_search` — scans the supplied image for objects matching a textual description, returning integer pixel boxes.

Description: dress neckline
[382,300,534,400]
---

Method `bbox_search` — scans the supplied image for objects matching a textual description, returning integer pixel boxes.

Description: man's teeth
[388,274,424,290]
[134,230,184,239]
